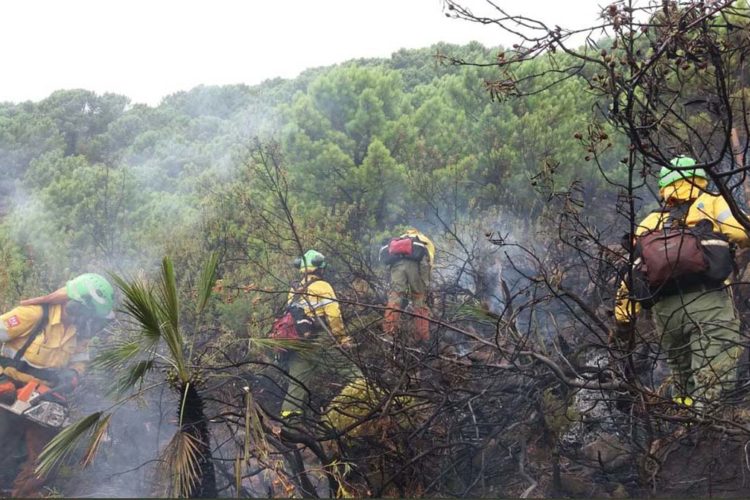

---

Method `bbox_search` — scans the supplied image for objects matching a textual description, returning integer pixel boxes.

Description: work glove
[609,321,634,347]
[338,336,355,349]
[0,376,16,404]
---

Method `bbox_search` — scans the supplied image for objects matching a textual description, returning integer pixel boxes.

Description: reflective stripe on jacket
[615,178,750,323]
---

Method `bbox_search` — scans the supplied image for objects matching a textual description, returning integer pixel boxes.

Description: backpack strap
[289,278,322,307]
[653,199,695,230]
[14,304,49,362]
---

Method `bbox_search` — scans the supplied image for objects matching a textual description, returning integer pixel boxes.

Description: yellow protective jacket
[0,304,88,375]
[615,178,750,323]
[402,229,436,266]
[288,275,346,339]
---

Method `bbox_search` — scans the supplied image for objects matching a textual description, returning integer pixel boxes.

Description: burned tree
[438,0,750,496]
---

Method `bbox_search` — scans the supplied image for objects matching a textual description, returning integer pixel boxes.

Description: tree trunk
[180,383,217,498]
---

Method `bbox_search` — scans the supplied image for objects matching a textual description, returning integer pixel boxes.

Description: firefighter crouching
[614,156,750,408]
[0,273,114,497]
[381,228,435,342]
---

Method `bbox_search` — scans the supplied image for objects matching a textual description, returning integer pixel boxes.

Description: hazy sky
[1,0,608,106]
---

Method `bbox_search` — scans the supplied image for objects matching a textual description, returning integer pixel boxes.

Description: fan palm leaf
[157,257,185,378]
[111,359,155,397]
[196,252,219,314]
[81,413,114,467]
[35,412,107,478]
[91,340,142,372]
[38,253,220,497]
[111,274,163,349]
[162,430,202,498]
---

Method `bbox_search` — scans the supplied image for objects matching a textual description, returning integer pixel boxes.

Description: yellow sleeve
[635,212,663,236]
[0,305,43,342]
[614,281,640,324]
[711,195,750,247]
[418,233,436,266]
[613,213,659,324]
[304,281,346,339]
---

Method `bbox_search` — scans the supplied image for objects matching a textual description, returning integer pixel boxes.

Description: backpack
[269,279,320,342]
[381,236,428,265]
[630,201,733,306]
[269,305,315,341]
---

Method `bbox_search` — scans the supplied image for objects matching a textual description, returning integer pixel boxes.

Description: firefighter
[279,250,357,419]
[614,156,750,408]
[0,273,114,497]
[381,228,435,342]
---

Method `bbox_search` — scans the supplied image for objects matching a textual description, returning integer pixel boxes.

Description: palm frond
[111,359,155,396]
[81,413,113,467]
[91,340,143,372]
[235,455,242,496]
[156,257,187,378]
[244,388,269,462]
[113,274,163,347]
[248,337,317,354]
[196,251,219,314]
[36,412,105,478]
[162,430,202,498]
[159,256,180,335]
[454,303,502,323]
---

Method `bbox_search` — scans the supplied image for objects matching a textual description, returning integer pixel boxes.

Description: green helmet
[658,156,708,188]
[66,273,114,318]
[295,250,327,273]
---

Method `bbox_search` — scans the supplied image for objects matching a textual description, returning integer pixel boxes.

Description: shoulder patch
[5,315,20,328]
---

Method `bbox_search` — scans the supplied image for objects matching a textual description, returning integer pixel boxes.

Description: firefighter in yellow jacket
[0,273,114,497]
[381,228,435,341]
[280,250,357,419]
[615,156,750,407]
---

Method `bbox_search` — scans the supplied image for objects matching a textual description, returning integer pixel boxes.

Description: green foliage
[110,254,218,383]
[0,39,671,499]
[0,44,620,292]
[0,41,627,382]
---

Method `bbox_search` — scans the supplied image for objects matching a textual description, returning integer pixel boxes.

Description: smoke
[4,184,72,290]
[0,85,289,497]
[430,207,542,311]
[66,379,179,498]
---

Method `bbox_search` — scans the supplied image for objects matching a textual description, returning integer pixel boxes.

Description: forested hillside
[4,3,749,494]
[0,42,623,307]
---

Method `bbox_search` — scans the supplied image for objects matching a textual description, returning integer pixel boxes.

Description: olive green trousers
[384,259,431,340]
[281,340,362,417]
[653,287,742,404]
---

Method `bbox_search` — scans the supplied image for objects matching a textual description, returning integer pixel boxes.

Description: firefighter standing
[0,273,114,497]
[614,157,750,407]
[381,228,435,342]
[280,250,357,419]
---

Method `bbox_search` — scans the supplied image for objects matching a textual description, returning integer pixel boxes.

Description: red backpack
[381,236,428,265]
[270,311,300,341]
[270,305,315,339]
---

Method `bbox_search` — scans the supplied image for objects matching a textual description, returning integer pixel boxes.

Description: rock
[581,435,630,471]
